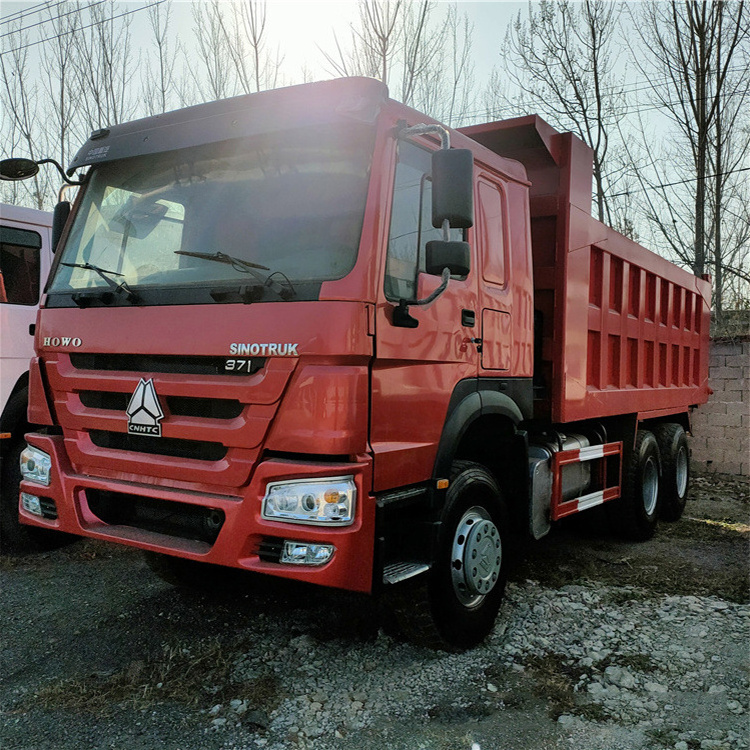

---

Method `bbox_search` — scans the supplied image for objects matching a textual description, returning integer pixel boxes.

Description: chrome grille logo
[126,378,164,437]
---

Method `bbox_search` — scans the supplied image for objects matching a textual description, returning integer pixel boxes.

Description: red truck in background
[6,77,710,649]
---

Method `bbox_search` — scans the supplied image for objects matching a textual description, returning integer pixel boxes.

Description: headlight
[262,476,356,526]
[20,445,51,486]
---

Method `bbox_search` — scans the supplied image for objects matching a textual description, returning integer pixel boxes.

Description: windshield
[48,124,374,306]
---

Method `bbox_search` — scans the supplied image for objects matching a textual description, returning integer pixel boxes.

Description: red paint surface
[461,116,711,423]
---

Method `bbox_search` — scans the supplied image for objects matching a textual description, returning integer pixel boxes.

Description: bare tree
[708,7,750,316]
[218,0,283,95]
[190,0,237,102]
[356,0,402,84]
[400,1,442,107]
[0,20,49,208]
[39,4,81,171]
[143,1,179,115]
[418,5,475,126]
[72,0,138,132]
[629,0,749,314]
[322,0,403,83]
[716,173,750,311]
[491,0,627,225]
[321,1,474,125]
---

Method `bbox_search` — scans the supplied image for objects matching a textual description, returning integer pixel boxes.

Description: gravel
[198,581,748,750]
[1,472,748,750]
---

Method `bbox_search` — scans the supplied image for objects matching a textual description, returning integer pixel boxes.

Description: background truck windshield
[48,125,374,305]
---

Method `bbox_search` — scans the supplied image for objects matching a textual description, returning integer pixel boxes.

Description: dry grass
[29,638,280,716]
[524,652,592,720]
[522,650,658,722]
[595,652,658,674]
[688,516,750,534]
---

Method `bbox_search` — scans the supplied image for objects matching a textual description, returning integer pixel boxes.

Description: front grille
[89,430,227,461]
[70,353,265,377]
[80,391,243,419]
[86,489,224,544]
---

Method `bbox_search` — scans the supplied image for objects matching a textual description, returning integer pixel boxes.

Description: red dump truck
[5,77,710,648]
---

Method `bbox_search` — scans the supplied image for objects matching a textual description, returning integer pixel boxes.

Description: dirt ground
[515,471,749,604]
[1,471,747,750]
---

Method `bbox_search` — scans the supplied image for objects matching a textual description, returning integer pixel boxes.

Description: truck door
[476,176,513,373]
[371,139,479,492]
[0,215,50,411]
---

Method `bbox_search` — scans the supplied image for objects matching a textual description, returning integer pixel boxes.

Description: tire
[385,461,509,651]
[608,430,662,541]
[0,436,75,555]
[653,423,690,522]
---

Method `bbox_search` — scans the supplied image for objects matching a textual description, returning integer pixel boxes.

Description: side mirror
[426,240,470,277]
[431,148,474,229]
[0,157,40,182]
[52,201,71,252]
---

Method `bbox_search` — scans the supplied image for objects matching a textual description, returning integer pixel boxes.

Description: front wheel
[385,462,509,650]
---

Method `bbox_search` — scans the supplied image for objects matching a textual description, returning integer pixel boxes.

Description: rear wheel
[608,430,662,541]
[654,423,690,522]
[385,461,509,650]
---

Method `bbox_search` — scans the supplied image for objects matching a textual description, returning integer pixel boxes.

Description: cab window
[478,179,508,287]
[385,141,463,300]
[0,226,41,305]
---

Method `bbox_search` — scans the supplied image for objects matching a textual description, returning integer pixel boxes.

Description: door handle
[461,309,475,327]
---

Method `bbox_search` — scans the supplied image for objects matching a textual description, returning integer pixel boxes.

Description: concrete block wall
[690,337,749,476]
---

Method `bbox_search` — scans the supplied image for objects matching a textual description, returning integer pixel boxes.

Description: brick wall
[690,337,750,476]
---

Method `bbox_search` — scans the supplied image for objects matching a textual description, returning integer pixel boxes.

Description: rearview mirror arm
[392,268,451,329]
[36,158,84,186]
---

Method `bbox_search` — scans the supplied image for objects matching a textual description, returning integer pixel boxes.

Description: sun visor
[67,77,388,176]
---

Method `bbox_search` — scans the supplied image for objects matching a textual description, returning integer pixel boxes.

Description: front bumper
[19,433,376,593]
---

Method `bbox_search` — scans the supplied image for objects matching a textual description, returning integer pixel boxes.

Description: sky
[250,1,523,79]
[3,0,747,291]
[1,0,525,93]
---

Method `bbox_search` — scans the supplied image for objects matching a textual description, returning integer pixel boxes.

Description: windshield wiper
[174,250,295,300]
[61,262,140,304]
[175,250,269,272]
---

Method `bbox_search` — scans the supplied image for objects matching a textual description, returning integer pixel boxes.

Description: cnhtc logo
[126,379,165,437]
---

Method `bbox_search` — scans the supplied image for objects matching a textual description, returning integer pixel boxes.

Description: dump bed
[460,116,711,424]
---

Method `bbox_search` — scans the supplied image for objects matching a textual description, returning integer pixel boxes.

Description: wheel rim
[675,445,689,498]
[642,456,659,516]
[450,506,502,607]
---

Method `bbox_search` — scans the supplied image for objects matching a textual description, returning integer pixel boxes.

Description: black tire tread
[383,460,507,651]
[384,578,447,650]
[383,461,476,651]
[608,430,661,542]
[653,423,689,522]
